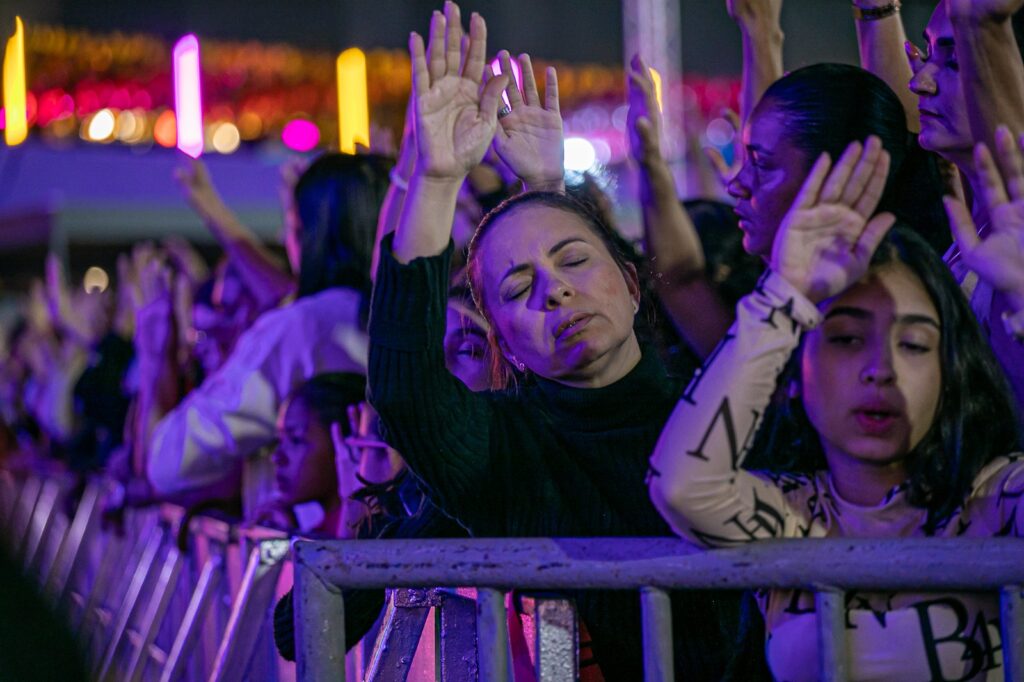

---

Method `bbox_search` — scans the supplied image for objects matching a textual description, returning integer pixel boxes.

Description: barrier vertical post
[816,589,848,682]
[293,545,347,682]
[640,586,673,682]
[1000,585,1024,682]
[476,588,510,682]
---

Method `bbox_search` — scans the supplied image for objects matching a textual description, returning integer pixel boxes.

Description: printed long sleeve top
[147,288,368,496]
[650,270,1024,682]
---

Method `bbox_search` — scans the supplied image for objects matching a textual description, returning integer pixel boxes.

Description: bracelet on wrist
[852,0,901,22]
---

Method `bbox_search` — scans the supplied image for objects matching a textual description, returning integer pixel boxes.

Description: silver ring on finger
[497,105,512,119]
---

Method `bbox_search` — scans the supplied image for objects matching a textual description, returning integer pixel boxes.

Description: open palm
[772,137,896,302]
[490,51,563,189]
[944,126,1024,300]
[411,4,509,180]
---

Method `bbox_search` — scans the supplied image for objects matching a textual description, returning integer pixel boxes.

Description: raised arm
[628,55,732,359]
[392,4,509,262]
[728,0,785,127]
[943,126,1024,410]
[175,158,295,310]
[853,0,920,131]
[369,2,509,522]
[650,138,895,545]
[947,0,1024,152]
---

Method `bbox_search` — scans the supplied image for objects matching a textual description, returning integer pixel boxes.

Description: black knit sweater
[368,236,740,681]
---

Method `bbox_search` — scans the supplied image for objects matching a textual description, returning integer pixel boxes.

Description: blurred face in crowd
[801,263,942,494]
[909,3,973,161]
[444,300,492,392]
[475,204,641,388]
[728,103,814,258]
[272,397,338,506]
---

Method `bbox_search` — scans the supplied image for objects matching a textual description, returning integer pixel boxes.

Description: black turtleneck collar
[526,347,678,432]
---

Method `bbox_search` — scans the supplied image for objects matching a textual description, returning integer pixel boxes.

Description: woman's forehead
[480,205,599,262]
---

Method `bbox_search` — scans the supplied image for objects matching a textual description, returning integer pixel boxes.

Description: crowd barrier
[3,469,1024,681]
[292,536,1024,682]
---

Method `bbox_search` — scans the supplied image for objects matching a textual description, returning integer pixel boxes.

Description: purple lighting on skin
[282,119,320,152]
[173,34,203,158]
[490,56,523,109]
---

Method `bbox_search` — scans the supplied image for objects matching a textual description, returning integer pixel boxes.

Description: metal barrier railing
[292,536,1024,682]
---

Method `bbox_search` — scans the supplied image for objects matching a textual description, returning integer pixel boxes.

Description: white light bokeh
[563,137,597,173]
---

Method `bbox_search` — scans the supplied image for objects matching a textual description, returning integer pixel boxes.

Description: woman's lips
[556,314,593,341]
[853,410,899,436]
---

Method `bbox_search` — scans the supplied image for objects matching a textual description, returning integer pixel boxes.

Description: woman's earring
[510,355,526,372]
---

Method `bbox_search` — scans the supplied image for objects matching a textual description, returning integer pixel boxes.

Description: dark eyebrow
[897,313,941,330]
[824,306,940,330]
[500,238,588,285]
[824,306,871,321]
[548,237,587,256]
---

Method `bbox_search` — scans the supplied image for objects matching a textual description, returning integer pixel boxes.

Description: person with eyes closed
[367,3,743,679]
[650,140,1023,681]
[904,0,1024,416]
[628,58,949,366]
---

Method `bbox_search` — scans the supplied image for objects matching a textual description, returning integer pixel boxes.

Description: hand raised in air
[410,1,510,181]
[771,136,896,302]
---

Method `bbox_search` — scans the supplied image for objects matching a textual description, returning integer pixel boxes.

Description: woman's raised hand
[411,2,510,181]
[944,126,1024,310]
[490,51,563,191]
[626,54,664,167]
[771,136,896,302]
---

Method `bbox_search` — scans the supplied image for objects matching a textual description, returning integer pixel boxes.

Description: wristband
[852,1,901,21]
[388,168,410,192]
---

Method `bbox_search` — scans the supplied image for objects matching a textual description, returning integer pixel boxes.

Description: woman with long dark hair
[144,154,389,508]
[650,140,1023,680]
[630,59,949,361]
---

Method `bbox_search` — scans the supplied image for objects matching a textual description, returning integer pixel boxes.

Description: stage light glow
[490,56,523,109]
[563,137,597,173]
[649,67,664,113]
[154,110,177,147]
[282,118,320,152]
[173,34,204,158]
[336,47,369,154]
[83,266,110,294]
[3,17,27,146]
[211,121,240,154]
[86,108,117,141]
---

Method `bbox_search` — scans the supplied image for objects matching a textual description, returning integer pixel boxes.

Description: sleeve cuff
[369,233,454,352]
[753,270,823,331]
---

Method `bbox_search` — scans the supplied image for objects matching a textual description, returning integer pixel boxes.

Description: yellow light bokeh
[211,121,240,154]
[336,47,369,154]
[649,67,664,113]
[4,17,27,146]
[83,266,109,293]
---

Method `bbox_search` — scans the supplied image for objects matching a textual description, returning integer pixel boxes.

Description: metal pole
[1001,585,1024,682]
[476,588,510,682]
[535,598,578,681]
[293,545,347,682]
[815,589,848,682]
[640,586,674,682]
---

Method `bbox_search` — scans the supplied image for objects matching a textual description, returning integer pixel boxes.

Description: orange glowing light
[154,109,177,147]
